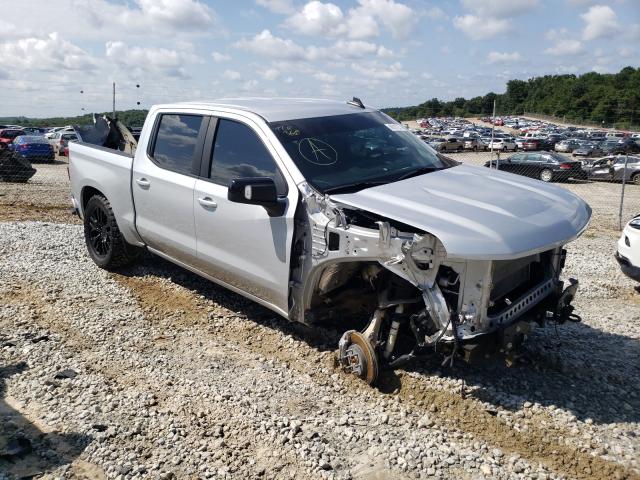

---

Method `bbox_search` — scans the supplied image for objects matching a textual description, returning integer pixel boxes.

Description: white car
[616,216,640,282]
[486,138,517,151]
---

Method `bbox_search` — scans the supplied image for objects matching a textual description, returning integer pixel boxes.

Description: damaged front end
[289,183,582,384]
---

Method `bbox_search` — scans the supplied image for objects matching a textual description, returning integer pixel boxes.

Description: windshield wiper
[323,180,389,194]
[396,166,440,181]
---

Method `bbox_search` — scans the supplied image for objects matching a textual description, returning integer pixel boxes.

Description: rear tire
[632,173,640,186]
[540,169,553,182]
[84,195,141,270]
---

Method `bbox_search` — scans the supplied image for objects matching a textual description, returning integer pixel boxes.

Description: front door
[193,116,297,314]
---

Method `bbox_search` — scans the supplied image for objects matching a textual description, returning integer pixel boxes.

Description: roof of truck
[167,98,378,122]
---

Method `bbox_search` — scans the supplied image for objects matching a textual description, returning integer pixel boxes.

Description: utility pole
[112,82,116,119]
[490,99,496,168]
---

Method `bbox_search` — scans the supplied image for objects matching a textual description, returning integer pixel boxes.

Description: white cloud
[211,52,231,62]
[356,0,417,38]
[255,0,294,14]
[581,5,620,41]
[285,1,346,36]
[377,46,394,58]
[0,33,96,72]
[332,40,378,58]
[106,41,200,78]
[235,30,307,61]
[314,72,336,83]
[223,69,242,80]
[453,15,511,39]
[260,68,281,80]
[352,61,409,80]
[454,0,537,39]
[544,39,584,56]
[135,0,214,29]
[421,72,433,80]
[76,0,217,34]
[487,51,522,63]
[235,30,393,62]
[461,0,539,17]
[242,79,259,91]
[0,20,23,40]
[283,0,417,40]
[344,12,379,39]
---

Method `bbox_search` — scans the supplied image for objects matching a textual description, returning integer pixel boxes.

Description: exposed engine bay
[289,183,581,384]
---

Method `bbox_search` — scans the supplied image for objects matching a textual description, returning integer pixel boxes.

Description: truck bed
[69,142,142,247]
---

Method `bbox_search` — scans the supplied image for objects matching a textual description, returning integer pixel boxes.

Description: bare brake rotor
[338,330,379,384]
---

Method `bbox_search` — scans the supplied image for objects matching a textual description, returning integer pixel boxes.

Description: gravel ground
[1,221,638,480]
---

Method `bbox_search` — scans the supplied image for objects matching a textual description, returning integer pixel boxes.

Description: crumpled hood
[331,164,592,260]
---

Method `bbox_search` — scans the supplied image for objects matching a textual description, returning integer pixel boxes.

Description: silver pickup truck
[69,98,591,384]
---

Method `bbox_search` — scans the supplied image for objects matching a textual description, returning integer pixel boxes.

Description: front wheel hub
[338,330,379,384]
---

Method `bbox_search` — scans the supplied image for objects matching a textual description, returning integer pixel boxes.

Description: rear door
[132,112,208,261]
[193,115,297,313]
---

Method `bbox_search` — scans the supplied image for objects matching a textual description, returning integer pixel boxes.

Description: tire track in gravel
[0,203,80,223]
[2,284,317,479]
[114,273,639,480]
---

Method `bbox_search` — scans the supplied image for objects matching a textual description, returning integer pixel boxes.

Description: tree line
[0,110,149,128]
[384,66,640,129]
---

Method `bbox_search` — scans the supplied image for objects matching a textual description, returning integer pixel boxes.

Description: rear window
[151,114,205,175]
[21,136,48,143]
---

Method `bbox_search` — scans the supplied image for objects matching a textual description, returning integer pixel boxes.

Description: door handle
[136,178,150,188]
[198,197,218,209]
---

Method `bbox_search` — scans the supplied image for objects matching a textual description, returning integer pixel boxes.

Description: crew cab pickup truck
[69,98,591,384]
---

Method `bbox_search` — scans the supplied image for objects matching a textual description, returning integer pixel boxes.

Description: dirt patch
[0,202,80,223]
[113,273,639,480]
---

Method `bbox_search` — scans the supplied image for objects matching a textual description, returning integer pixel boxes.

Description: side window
[210,119,286,194]
[151,114,204,175]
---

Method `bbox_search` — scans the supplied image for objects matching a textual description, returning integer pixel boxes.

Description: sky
[0,0,639,117]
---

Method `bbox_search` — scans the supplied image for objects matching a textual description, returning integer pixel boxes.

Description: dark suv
[600,138,640,155]
[484,151,586,182]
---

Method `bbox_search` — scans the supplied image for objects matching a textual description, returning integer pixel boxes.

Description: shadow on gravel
[120,256,640,427]
[0,362,91,478]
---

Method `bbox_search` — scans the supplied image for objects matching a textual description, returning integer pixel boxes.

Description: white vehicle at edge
[69,98,590,385]
[616,216,640,282]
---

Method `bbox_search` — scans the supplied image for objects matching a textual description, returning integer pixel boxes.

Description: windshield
[269,112,448,193]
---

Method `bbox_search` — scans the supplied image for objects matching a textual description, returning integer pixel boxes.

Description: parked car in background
[555,139,581,153]
[435,137,464,152]
[572,143,604,157]
[486,137,517,151]
[585,155,640,185]
[0,147,36,182]
[8,135,55,163]
[522,138,546,151]
[49,132,78,155]
[485,151,586,182]
[0,128,26,150]
[463,137,487,151]
[600,138,640,155]
[616,216,640,281]
[44,126,74,139]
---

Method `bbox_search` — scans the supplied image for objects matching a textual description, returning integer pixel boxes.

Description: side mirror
[228,177,286,216]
